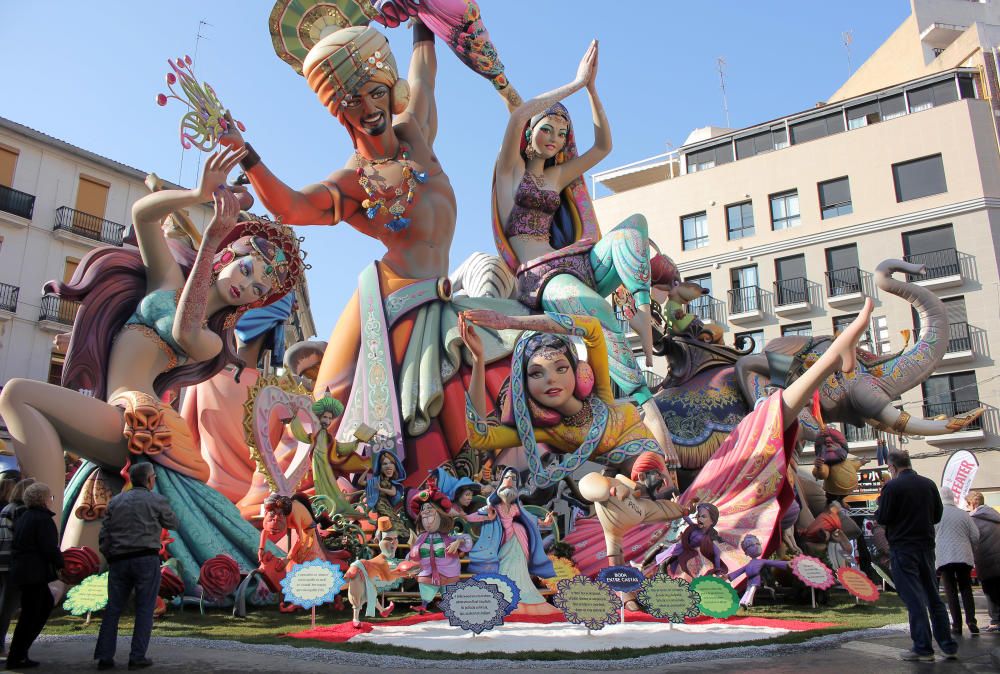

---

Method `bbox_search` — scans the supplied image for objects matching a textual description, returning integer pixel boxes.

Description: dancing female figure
[491,41,676,465]
[0,148,305,590]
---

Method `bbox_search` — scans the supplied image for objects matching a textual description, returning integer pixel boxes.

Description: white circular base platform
[351,619,791,653]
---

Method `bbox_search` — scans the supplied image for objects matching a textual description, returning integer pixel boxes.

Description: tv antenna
[178,20,214,185]
[842,30,854,74]
[716,57,731,128]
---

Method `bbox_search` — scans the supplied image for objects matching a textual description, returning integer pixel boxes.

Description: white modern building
[593,0,1000,501]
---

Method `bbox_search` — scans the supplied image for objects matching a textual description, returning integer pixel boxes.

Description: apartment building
[0,116,316,438]
[592,5,1000,498]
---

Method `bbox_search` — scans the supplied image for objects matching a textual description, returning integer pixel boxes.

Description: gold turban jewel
[302,25,409,118]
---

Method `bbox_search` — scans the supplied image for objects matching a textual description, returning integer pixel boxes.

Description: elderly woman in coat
[967,490,1000,632]
[935,487,979,635]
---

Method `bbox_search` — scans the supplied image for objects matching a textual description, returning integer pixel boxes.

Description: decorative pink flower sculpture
[61,546,100,584]
[198,554,241,601]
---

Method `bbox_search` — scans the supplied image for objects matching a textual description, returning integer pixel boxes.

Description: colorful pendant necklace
[355,142,428,232]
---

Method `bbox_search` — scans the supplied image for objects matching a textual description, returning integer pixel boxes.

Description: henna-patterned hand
[196,146,247,202]
[575,40,597,87]
[370,0,421,28]
[218,111,247,152]
[459,314,485,362]
[204,189,241,243]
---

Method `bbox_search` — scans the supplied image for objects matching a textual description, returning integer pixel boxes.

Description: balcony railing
[774,277,808,306]
[0,282,18,312]
[904,248,960,281]
[843,424,878,444]
[39,294,80,325]
[728,286,762,314]
[54,206,125,246]
[0,184,35,220]
[825,267,863,297]
[689,295,725,323]
[947,321,971,353]
[923,399,983,431]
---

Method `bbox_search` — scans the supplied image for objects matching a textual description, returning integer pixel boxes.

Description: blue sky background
[0,1,909,339]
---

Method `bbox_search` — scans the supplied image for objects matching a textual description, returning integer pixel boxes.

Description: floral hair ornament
[156,55,245,152]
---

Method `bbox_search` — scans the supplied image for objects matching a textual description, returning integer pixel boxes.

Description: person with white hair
[935,486,979,636]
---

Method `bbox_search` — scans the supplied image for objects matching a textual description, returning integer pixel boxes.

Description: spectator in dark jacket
[94,462,178,670]
[875,451,957,662]
[6,482,63,669]
[935,487,979,635]
[967,490,1000,632]
[0,477,33,656]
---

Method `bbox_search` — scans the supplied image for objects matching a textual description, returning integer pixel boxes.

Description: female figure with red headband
[0,148,306,592]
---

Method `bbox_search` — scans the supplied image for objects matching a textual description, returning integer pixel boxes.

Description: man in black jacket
[7,481,63,669]
[875,450,957,662]
[94,463,178,670]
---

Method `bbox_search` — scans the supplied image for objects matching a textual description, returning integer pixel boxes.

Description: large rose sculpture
[159,564,185,600]
[198,554,241,601]
[62,546,101,584]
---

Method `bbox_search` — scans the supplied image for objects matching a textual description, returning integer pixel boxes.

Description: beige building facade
[593,5,1000,501]
[0,115,316,443]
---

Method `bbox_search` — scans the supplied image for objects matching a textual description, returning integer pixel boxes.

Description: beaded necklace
[354,142,428,232]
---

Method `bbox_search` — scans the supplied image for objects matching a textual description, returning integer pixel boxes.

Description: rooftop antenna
[842,30,854,74]
[178,20,214,185]
[716,57,731,128]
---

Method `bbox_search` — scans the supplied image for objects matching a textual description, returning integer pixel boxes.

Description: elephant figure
[652,258,983,489]
[735,259,984,436]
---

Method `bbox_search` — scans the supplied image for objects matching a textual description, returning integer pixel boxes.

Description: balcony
[0,282,18,316]
[842,423,878,450]
[688,295,725,324]
[904,248,962,290]
[825,267,866,307]
[943,321,973,363]
[0,184,35,221]
[38,294,80,331]
[53,206,125,247]
[728,286,763,323]
[773,277,811,316]
[924,399,985,443]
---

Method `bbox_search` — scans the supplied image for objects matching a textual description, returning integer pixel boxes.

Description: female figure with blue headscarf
[491,41,677,468]
[364,450,407,539]
[460,310,668,492]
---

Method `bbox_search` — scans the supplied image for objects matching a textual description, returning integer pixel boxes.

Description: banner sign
[941,450,979,505]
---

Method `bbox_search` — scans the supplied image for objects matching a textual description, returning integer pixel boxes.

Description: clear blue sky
[0,1,909,339]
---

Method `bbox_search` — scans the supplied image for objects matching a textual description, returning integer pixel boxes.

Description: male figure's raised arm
[396,21,438,145]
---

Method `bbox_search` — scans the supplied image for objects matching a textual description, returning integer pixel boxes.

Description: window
[730,265,760,313]
[686,142,733,173]
[825,243,862,297]
[902,224,958,278]
[47,353,65,386]
[63,257,80,284]
[892,154,947,202]
[775,254,807,305]
[735,127,788,159]
[906,80,958,113]
[0,147,18,188]
[958,73,976,100]
[782,322,812,337]
[735,330,765,354]
[681,212,709,250]
[879,94,907,120]
[846,101,880,129]
[833,313,874,352]
[922,371,981,425]
[726,201,755,240]
[819,176,852,219]
[770,190,800,230]
[74,175,110,235]
[789,112,845,145]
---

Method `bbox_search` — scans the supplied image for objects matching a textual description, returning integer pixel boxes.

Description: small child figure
[727,534,790,608]
[656,502,728,578]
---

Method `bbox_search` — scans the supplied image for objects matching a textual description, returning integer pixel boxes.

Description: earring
[223,312,239,330]
[525,145,537,160]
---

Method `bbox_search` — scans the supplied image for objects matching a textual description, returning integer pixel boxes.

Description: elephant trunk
[873,259,948,397]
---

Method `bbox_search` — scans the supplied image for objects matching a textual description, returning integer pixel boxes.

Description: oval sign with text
[596,565,645,593]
